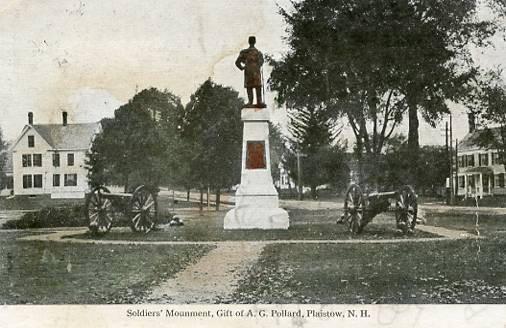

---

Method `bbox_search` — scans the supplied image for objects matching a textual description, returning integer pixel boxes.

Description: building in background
[9,112,100,199]
[455,114,506,199]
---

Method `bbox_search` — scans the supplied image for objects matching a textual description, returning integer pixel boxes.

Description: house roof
[31,123,100,150]
[458,127,501,152]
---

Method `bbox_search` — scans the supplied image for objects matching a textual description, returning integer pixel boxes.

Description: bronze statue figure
[235,36,266,108]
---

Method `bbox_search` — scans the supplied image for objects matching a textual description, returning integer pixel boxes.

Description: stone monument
[224,36,289,230]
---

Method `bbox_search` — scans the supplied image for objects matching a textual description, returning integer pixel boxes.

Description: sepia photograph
[1,0,506,327]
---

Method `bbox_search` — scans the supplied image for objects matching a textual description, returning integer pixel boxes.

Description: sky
[0,0,505,147]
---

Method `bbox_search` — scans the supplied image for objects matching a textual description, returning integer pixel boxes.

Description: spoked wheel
[344,184,365,234]
[86,186,113,234]
[129,185,158,233]
[395,185,418,234]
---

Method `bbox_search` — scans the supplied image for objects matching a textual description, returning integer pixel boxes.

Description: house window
[458,156,465,168]
[64,174,77,186]
[467,155,475,167]
[492,152,501,165]
[479,153,489,166]
[33,154,42,167]
[28,135,34,148]
[460,155,469,167]
[22,175,32,189]
[22,154,32,167]
[458,176,465,189]
[33,174,43,188]
[67,153,74,166]
[495,173,505,188]
[53,174,60,187]
[53,153,60,167]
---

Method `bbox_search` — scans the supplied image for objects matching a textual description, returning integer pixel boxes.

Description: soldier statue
[235,36,266,108]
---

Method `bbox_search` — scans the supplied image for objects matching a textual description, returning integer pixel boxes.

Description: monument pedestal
[224,108,289,230]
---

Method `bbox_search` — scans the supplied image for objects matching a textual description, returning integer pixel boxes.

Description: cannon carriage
[85,185,158,234]
[339,183,418,234]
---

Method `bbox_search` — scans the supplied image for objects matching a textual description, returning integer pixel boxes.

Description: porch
[456,166,506,199]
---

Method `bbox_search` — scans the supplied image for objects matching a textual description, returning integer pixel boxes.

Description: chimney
[62,111,68,126]
[468,112,476,133]
[28,112,33,125]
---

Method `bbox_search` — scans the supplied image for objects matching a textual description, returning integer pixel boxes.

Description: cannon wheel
[86,186,113,234]
[344,184,365,234]
[129,185,158,233]
[395,185,417,234]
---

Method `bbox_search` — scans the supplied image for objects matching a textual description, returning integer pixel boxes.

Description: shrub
[2,204,173,229]
[2,205,86,229]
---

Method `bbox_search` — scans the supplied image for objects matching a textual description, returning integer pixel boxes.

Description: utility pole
[297,151,303,200]
[449,114,455,205]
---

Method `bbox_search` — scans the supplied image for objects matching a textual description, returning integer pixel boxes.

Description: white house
[9,112,100,199]
[455,114,506,198]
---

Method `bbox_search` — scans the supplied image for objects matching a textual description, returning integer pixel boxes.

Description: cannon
[339,184,417,234]
[85,185,158,234]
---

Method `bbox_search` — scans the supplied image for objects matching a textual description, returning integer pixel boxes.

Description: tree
[379,135,448,195]
[179,79,243,209]
[269,0,501,185]
[86,88,184,191]
[269,123,286,190]
[472,70,506,170]
[283,106,349,199]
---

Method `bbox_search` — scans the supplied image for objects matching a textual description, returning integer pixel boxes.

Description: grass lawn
[233,237,506,304]
[69,209,438,242]
[0,231,213,304]
[424,213,506,236]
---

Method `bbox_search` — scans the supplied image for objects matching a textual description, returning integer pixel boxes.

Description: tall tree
[86,88,184,191]
[269,0,501,185]
[284,107,349,199]
[180,79,243,209]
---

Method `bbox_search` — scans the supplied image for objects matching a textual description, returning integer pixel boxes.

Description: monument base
[223,107,290,230]
[223,206,289,230]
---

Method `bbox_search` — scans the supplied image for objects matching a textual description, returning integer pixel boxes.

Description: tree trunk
[123,174,129,193]
[186,189,190,202]
[199,188,204,213]
[207,185,210,210]
[369,152,381,192]
[408,103,420,152]
[311,185,317,200]
[408,101,420,186]
[355,140,364,185]
[215,188,221,211]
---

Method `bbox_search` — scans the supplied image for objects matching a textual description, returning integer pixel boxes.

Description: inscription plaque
[246,141,266,169]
